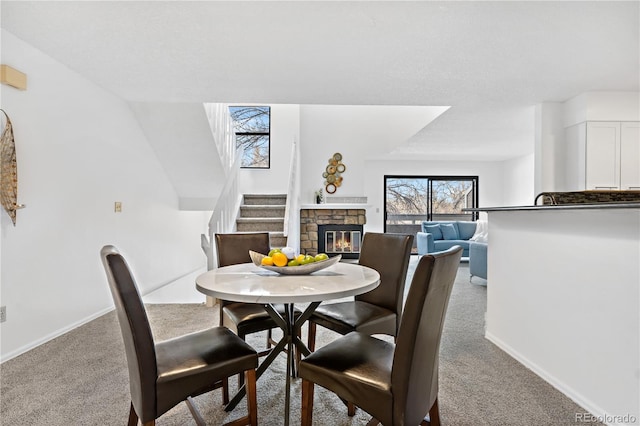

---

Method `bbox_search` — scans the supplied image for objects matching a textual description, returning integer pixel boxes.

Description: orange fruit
[272,252,288,267]
[261,256,274,266]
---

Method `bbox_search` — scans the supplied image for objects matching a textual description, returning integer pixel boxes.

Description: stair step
[269,232,288,248]
[243,194,287,206]
[236,217,284,232]
[240,205,286,218]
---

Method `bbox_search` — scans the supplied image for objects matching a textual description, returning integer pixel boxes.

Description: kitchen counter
[466,202,640,212]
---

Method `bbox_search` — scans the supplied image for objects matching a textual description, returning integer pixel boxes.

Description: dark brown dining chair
[215,232,277,350]
[100,245,258,426]
[299,245,463,426]
[307,232,414,352]
[215,232,301,394]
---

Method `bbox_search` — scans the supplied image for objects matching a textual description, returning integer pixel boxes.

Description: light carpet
[0,260,599,425]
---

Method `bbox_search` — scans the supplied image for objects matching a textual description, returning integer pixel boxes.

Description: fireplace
[299,207,366,258]
[318,224,363,259]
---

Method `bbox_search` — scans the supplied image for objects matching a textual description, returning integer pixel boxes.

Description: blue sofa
[416,221,477,258]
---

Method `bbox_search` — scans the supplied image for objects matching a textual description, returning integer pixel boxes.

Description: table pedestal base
[225,302,320,426]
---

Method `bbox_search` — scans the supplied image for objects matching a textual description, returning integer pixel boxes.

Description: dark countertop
[465,202,640,212]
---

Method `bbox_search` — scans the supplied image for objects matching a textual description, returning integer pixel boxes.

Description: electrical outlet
[0,306,6,323]
[114,202,122,213]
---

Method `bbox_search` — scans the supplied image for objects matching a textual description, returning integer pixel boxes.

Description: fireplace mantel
[300,203,371,210]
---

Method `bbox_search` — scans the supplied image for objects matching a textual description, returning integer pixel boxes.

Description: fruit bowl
[249,251,341,275]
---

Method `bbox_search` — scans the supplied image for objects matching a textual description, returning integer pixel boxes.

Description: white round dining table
[195,261,380,426]
[196,261,380,304]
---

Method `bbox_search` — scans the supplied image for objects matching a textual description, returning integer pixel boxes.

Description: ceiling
[1,1,639,161]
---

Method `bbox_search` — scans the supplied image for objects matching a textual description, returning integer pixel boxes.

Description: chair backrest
[100,245,157,422]
[355,232,414,333]
[215,232,271,268]
[214,232,272,318]
[391,245,462,426]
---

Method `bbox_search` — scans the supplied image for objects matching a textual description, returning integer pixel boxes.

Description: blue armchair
[469,241,487,283]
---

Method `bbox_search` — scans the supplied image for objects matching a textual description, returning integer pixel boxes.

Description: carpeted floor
[0,259,600,425]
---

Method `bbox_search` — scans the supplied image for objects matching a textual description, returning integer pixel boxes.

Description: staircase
[236,194,288,248]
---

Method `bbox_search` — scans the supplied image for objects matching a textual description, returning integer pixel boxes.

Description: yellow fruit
[261,256,274,266]
[295,254,305,263]
[288,259,300,267]
[272,252,288,267]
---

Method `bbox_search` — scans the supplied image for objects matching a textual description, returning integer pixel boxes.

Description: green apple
[300,255,315,265]
[268,248,281,257]
[314,253,329,262]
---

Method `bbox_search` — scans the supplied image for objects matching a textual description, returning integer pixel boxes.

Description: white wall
[564,92,640,127]
[238,104,300,195]
[535,102,565,194]
[0,30,209,361]
[503,154,535,206]
[298,105,442,203]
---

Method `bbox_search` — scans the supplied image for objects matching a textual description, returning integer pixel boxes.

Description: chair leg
[237,333,246,389]
[307,321,317,352]
[428,398,441,426]
[129,402,155,426]
[365,418,380,426]
[301,379,315,426]
[267,328,273,348]
[222,377,230,405]
[347,401,356,416]
[186,396,206,426]
[246,369,258,426]
[128,403,138,426]
[223,369,257,426]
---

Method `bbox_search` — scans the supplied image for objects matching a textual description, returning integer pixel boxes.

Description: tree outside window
[229,106,270,168]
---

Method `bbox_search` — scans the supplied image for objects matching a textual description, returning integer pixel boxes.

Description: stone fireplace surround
[299,206,367,256]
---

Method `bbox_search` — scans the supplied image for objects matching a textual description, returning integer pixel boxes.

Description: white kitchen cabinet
[620,122,640,190]
[565,121,640,190]
[585,122,620,190]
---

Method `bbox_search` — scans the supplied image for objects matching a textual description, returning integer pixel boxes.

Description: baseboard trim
[0,306,114,364]
[484,331,626,426]
[1,267,206,364]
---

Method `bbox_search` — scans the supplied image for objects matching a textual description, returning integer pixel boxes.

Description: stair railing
[201,103,243,270]
[200,151,243,271]
[203,103,237,175]
[283,137,301,253]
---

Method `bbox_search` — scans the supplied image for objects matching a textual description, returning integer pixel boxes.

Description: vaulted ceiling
[2,1,639,161]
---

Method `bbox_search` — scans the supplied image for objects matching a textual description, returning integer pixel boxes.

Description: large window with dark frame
[228,106,271,168]
[383,175,479,242]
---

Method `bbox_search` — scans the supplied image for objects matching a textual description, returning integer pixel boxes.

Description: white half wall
[0,30,208,361]
[486,208,640,425]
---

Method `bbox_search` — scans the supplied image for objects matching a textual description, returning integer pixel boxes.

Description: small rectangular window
[229,106,270,168]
